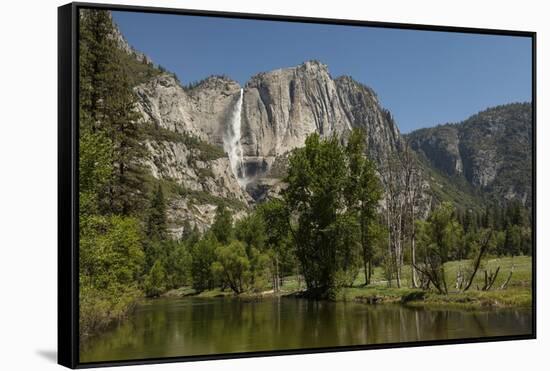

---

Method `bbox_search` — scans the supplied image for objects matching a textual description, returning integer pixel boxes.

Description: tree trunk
[363,255,369,285]
[275,255,280,292]
[368,260,372,285]
[410,204,419,288]
[462,231,493,292]
[500,265,514,290]
[397,204,406,288]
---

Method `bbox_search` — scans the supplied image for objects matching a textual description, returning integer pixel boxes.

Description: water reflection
[80,297,532,363]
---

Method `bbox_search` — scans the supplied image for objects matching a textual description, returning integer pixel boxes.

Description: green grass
[418,288,532,309]
[442,256,531,290]
[340,256,532,308]
[196,288,234,298]
[351,256,530,290]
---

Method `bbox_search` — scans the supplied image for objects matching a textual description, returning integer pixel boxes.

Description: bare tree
[462,230,493,292]
[384,154,406,288]
[401,143,424,288]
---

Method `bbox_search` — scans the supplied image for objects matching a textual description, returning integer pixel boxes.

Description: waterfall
[224,89,247,188]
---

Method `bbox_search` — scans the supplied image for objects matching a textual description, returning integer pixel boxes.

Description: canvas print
[77,8,534,363]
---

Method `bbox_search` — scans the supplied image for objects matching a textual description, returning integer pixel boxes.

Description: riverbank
[336,286,532,309]
[80,291,533,363]
[163,256,532,309]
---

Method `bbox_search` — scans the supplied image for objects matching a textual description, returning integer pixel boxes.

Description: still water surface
[80,296,532,362]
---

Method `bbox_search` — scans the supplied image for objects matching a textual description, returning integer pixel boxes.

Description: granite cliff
[407,103,533,207]
[134,61,403,210]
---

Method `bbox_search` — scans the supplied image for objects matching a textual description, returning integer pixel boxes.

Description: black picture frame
[58,2,537,369]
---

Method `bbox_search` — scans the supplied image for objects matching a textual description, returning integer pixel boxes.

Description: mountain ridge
[407,102,532,207]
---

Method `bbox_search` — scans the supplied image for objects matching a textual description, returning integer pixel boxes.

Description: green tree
[144,260,167,297]
[234,212,266,254]
[190,233,218,291]
[146,184,167,241]
[415,202,463,294]
[79,215,145,336]
[170,242,193,288]
[234,212,271,288]
[79,9,147,216]
[284,133,361,298]
[211,241,251,294]
[257,199,295,291]
[79,130,113,216]
[504,225,522,256]
[343,129,383,285]
[211,205,233,244]
[330,213,361,287]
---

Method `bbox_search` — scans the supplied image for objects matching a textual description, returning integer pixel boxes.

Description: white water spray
[224,89,247,188]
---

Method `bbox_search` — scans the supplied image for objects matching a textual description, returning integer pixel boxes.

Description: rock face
[407,103,533,206]
[134,75,251,234]
[241,61,401,165]
[136,74,241,144]
[135,60,403,205]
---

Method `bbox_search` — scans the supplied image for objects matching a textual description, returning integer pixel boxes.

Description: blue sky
[112,11,532,133]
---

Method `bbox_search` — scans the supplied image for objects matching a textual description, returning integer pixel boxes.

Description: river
[80,296,532,363]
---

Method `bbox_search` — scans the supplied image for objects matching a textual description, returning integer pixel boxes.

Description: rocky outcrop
[135,61,403,204]
[241,61,401,165]
[407,125,463,178]
[334,75,402,162]
[408,103,533,206]
[240,61,402,197]
[134,76,251,233]
[242,61,350,158]
[135,74,241,144]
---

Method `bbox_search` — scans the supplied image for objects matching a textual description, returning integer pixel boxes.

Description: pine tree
[79,9,147,216]
[211,205,233,244]
[146,184,167,241]
[144,259,167,297]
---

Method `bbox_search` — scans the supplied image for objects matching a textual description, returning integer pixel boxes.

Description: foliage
[211,241,251,294]
[163,240,193,288]
[80,9,149,216]
[210,205,234,244]
[79,215,145,337]
[234,213,267,254]
[79,130,113,216]
[284,133,381,297]
[144,260,167,297]
[115,48,160,87]
[145,184,167,241]
[415,202,463,294]
[344,129,383,285]
[257,199,296,283]
[190,233,218,292]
